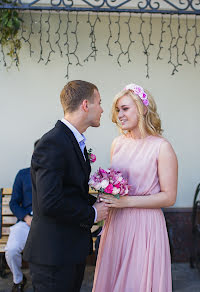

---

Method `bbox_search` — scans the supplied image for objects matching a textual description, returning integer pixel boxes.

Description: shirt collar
[61,118,86,145]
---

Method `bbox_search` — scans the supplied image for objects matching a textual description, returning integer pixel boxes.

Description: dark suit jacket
[10,168,32,221]
[23,121,96,266]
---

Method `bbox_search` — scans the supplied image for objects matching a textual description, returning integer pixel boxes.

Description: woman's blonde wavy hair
[111,89,163,137]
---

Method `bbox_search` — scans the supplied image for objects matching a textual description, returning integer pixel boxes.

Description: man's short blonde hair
[60,80,98,113]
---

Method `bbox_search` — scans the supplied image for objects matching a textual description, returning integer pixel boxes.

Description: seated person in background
[5,140,39,292]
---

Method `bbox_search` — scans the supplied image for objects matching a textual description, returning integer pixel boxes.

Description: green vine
[0,1,22,67]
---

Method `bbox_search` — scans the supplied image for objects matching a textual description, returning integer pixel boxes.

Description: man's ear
[82,99,89,112]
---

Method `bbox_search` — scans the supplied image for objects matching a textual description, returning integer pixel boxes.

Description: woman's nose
[118,110,123,118]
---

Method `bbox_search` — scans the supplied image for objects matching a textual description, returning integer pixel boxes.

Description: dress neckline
[124,134,152,141]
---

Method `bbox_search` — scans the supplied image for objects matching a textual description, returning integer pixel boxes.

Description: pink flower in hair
[133,85,143,98]
[143,99,149,106]
[124,83,149,106]
[143,92,147,99]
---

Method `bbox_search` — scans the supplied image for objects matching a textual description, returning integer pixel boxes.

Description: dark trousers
[29,261,86,292]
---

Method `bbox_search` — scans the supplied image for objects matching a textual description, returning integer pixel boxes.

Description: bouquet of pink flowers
[89,167,129,199]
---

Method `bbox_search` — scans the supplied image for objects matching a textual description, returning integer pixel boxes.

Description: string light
[191,15,200,67]
[106,13,113,57]
[64,11,72,78]
[1,11,200,78]
[168,15,178,75]
[157,15,166,61]
[55,11,63,57]
[124,12,135,63]
[182,15,191,64]
[45,11,55,65]
[38,11,44,63]
[139,13,154,78]
[70,11,82,67]
[84,13,100,63]
[25,11,34,57]
[115,13,125,67]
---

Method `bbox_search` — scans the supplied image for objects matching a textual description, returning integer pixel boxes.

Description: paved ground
[0,263,200,291]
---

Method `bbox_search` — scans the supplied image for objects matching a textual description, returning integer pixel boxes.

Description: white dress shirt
[61,118,97,222]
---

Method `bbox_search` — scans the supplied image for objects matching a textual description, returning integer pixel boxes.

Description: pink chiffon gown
[92,135,172,292]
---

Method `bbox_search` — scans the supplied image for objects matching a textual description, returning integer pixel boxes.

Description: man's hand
[24,214,33,226]
[93,202,109,222]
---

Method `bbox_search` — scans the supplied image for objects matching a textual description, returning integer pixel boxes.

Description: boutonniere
[87,148,96,163]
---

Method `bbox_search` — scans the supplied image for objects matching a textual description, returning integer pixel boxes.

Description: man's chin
[92,122,100,127]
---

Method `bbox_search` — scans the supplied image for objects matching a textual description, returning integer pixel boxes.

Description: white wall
[0,13,200,207]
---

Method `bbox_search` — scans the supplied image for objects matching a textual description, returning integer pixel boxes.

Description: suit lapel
[84,147,91,175]
[55,121,88,176]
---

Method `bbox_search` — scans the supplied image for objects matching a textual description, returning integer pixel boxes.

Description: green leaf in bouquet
[98,187,105,194]
[113,194,120,199]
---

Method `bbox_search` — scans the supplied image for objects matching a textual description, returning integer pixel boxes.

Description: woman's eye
[123,107,128,111]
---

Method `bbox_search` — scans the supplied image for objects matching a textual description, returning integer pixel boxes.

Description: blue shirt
[9,168,32,221]
[61,118,86,159]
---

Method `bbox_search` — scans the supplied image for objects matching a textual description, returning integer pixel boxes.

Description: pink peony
[114,183,121,189]
[104,184,113,194]
[99,167,107,176]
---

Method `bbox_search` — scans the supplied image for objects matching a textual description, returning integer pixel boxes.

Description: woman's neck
[129,130,148,140]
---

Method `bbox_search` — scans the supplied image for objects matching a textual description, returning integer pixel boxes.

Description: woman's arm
[100,141,178,209]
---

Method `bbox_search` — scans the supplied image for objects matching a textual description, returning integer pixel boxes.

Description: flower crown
[124,84,149,106]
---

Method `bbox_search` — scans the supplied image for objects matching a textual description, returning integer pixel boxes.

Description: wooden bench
[0,187,100,271]
[0,188,17,249]
[0,188,17,276]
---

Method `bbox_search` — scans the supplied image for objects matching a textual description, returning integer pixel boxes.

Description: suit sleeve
[10,171,30,221]
[32,139,95,228]
[89,194,97,206]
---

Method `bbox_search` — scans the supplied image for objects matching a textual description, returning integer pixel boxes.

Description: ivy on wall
[0,1,22,67]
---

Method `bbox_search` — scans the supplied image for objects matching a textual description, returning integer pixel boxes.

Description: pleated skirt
[92,208,172,292]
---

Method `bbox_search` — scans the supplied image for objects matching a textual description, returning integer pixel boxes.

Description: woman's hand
[99,194,129,208]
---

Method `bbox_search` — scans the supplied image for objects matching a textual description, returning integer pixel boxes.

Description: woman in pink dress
[92,83,178,292]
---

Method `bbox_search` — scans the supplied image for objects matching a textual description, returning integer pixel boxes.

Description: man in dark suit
[23,80,108,292]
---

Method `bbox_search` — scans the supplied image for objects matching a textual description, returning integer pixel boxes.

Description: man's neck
[64,115,87,134]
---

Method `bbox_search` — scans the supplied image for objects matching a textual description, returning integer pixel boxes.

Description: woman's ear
[143,106,148,115]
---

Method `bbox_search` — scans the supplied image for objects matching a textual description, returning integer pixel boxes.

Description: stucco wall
[0,13,200,207]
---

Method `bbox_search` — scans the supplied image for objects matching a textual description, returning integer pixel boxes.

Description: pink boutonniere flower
[87,148,96,163]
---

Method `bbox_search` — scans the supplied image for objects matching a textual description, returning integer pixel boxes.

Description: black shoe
[12,274,27,292]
